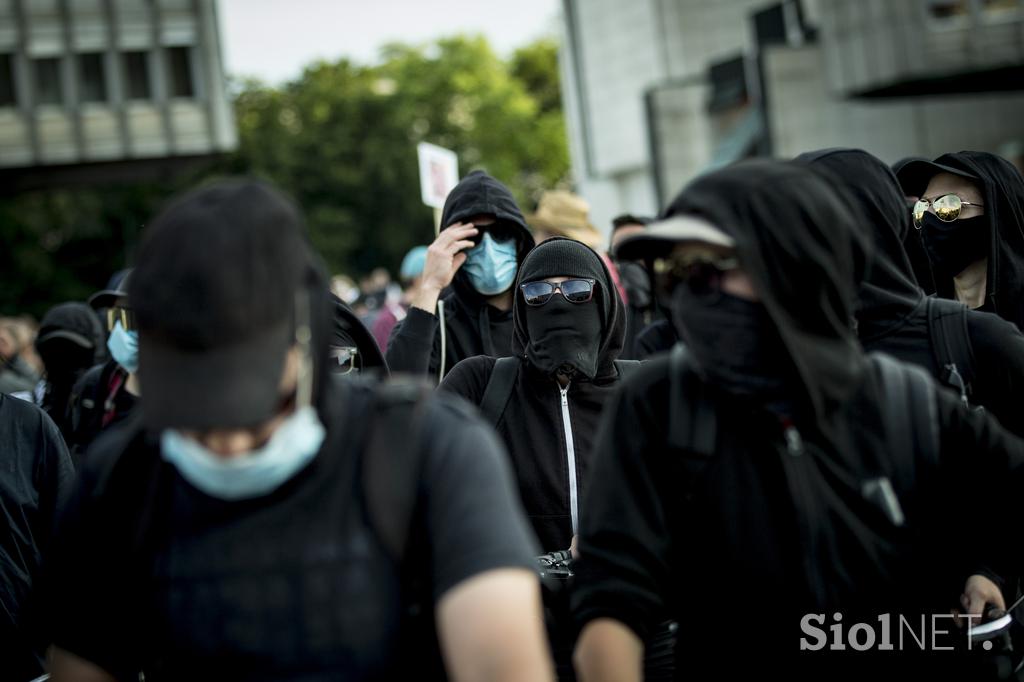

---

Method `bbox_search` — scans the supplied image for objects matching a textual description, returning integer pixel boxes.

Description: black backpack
[478,356,642,426]
[925,296,976,409]
[665,343,939,503]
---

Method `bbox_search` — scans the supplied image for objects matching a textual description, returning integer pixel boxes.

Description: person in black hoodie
[387,170,535,382]
[33,302,107,440]
[572,160,1024,680]
[440,236,632,681]
[797,148,1024,436]
[440,237,628,554]
[896,151,1024,331]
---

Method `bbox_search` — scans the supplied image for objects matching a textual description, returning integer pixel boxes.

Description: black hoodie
[897,151,1024,330]
[440,238,626,553]
[799,149,1024,436]
[386,171,535,380]
[572,160,1024,677]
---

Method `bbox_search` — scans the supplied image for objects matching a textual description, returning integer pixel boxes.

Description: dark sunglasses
[520,279,597,306]
[912,194,984,228]
[105,307,135,332]
[468,222,520,247]
[653,251,739,299]
[328,346,360,374]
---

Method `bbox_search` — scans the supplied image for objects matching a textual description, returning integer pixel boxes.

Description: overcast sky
[217,0,563,85]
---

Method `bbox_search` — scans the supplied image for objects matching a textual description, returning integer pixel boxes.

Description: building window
[79,53,107,103]
[167,46,194,98]
[0,54,15,106]
[34,57,63,106]
[123,51,151,100]
[981,0,1020,17]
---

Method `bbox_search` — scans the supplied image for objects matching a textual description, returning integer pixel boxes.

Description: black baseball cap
[88,270,132,310]
[894,154,981,198]
[129,179,314,431]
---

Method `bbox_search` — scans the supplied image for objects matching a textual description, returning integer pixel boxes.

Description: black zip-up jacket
[386,171,534,380]
[572,161,1024,677]
[799,149,1024,436]
[440,240,627,552]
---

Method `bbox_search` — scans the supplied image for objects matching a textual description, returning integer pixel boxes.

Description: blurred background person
[32,302,107,441]
[66,274,140,458]
[897,151,1024,331]
[372,245,427,353]
[0,318,41,396]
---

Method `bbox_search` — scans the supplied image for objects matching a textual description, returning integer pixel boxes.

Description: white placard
[417,142,459,209]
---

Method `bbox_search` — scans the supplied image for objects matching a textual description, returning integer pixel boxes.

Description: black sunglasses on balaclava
[516,239,609,380]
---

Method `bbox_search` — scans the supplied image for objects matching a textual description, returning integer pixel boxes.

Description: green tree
[0,34,569,318]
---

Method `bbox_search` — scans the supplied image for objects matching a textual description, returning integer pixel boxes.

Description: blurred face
[0,326,16,359]
[181,346,300,458]
[611,223,646,252]
[666,242,759,302]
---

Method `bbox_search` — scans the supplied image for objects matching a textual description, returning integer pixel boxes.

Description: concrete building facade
[0,0,236,189]
[559,0,1024,235]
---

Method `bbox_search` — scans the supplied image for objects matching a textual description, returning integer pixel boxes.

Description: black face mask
[919,212,989,279]
[524,295,603,380]
[672,286,793,402]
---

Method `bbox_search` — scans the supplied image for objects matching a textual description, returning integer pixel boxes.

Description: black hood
[331,295,388,375]
[512,237,625,381]
[898,151,1024,329]
[440,170,534,307]
[664,160,872,422]
[797,149,924,341]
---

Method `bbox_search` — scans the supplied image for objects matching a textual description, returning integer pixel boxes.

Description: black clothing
[441,238,627,552]
[799,149,1024,435]
[897,151,1024,330]
[571,160,1024,677]
[634,319,678,359]
[66,360,138,458]
[331,295,388,374]
[616,260,657,360]
[0,394,75,680]
[387,171,534,379]
[35,302,106,441]
[573,353,1024,676]
[41,380,537,680]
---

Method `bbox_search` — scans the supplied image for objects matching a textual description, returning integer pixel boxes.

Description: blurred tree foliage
[1,34,569,318]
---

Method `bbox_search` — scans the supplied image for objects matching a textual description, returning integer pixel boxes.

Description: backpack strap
[478,356,520,427]
[361,378,433,561]
[925,297,976,407]
[870,352,940,497]
[667,344,716,456]
[613,359,641,380]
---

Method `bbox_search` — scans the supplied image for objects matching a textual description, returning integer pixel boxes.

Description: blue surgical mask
[463,232,519,296]
[160,405,326,500]
[107,320,139,374]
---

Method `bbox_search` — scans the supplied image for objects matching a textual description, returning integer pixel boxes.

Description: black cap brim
[138,320,292,431]
[36,330,96,349]
[88,289,127,311]
[895,159,979,198]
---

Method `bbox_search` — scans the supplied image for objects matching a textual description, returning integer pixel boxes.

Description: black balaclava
[663,160,872,428]
[797,149,924,343]
[512,237,624,381]
[898,151,1024,330]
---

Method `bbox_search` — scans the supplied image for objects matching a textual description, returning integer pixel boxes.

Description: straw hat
[526,190,604,250]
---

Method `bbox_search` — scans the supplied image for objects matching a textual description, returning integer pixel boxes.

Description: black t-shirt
[0,394,75,680]
[43,381,538,680]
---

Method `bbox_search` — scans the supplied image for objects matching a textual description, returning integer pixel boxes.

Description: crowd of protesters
[1,146,1024,682]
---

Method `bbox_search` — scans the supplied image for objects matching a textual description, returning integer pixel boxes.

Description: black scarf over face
[512,238,625,381]
[797,148,924,343]
[663,160,872,432]
[901,151,1024,330]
